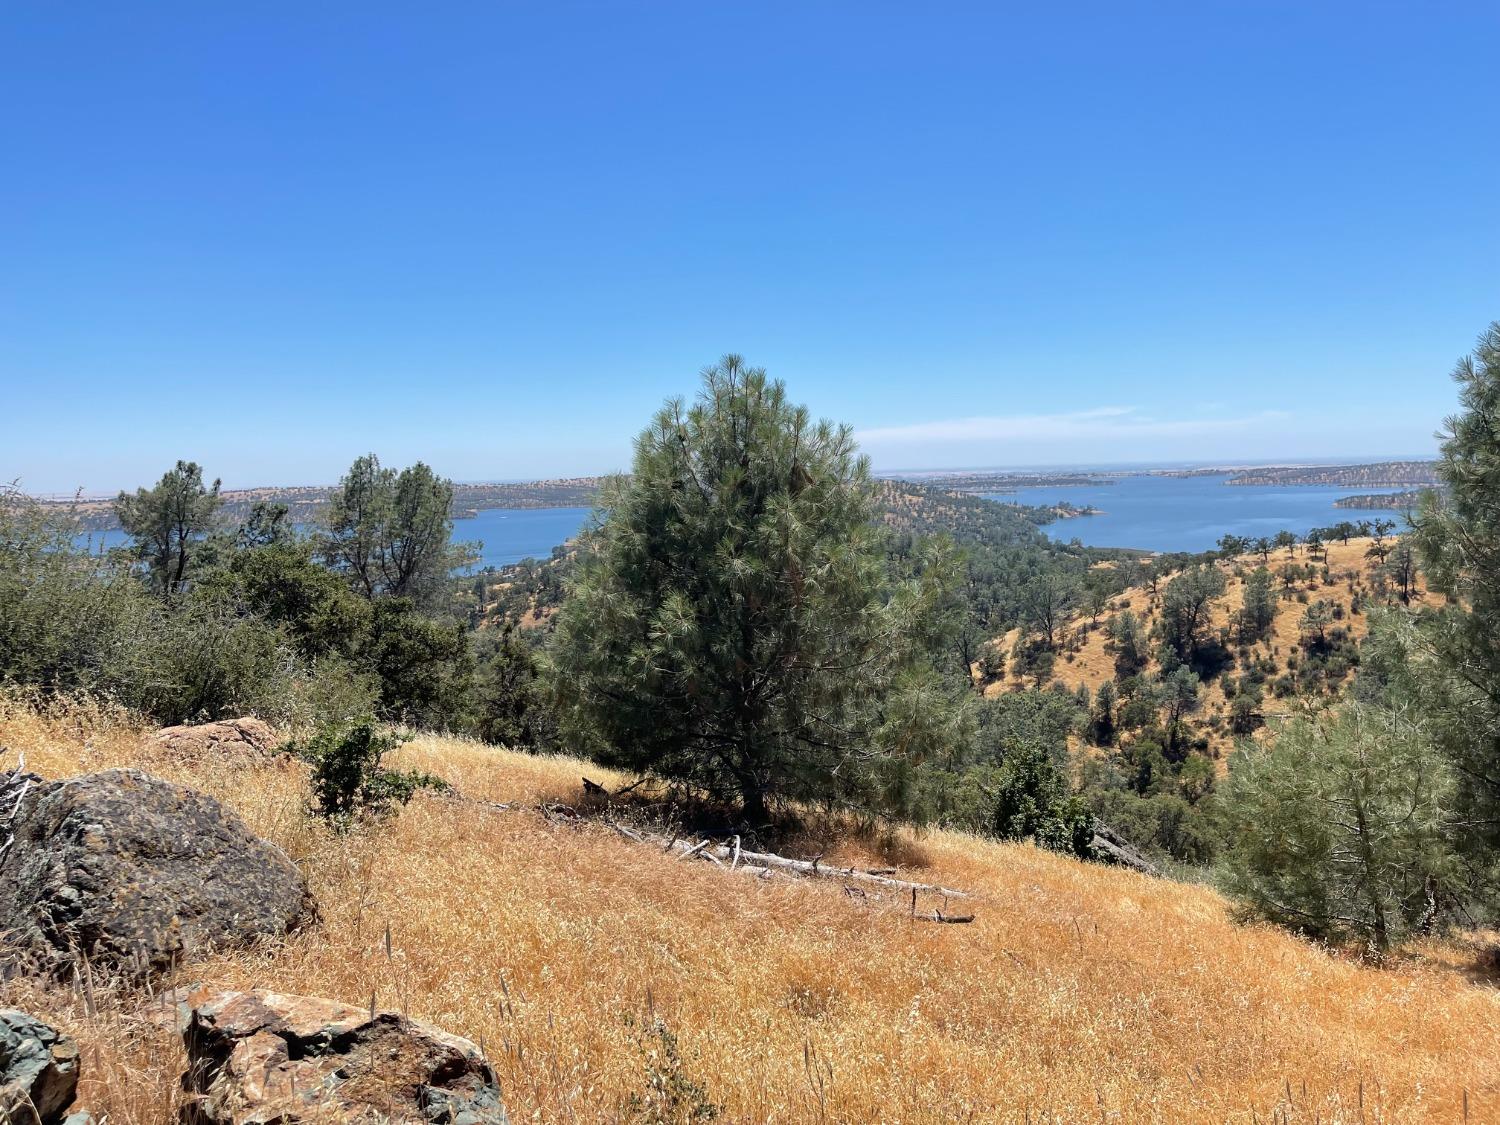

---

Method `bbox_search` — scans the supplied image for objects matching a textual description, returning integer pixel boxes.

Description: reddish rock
[143,719,281,763]
[181,989,507,1124]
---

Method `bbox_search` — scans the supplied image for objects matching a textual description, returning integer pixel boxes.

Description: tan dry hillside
[987,538,1437,762]
[1,695,1496,1123]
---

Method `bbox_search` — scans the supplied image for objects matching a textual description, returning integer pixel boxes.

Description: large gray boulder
[0,768,314,980]
[181,989,507,1124]
[0,1010,80,1124]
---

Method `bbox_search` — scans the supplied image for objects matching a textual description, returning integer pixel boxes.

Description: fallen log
[603,821,972,899]
[463,790,979,903]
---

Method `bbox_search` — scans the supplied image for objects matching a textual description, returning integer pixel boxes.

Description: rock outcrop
[0,768,314,980]
[143,719,281,763]
[181,989,507,1124]
[0,1010,80,1124]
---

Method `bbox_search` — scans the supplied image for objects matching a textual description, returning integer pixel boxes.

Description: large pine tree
[1411,321,1500,854]
[549,357,967,824]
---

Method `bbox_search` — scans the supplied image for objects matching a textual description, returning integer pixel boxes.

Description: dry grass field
[1,694,1496,1123]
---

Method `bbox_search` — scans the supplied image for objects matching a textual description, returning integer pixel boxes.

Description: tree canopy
[549,356,970,824]
[114,460,222,598]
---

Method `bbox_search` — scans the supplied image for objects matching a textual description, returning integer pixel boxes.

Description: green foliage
[1088,681,1117,746]
[296,721,448,826]
[473,626,556,750]
[113,460,223,598]
[982,740,1095,857]
[1220,704,1459,952]
[1229,683,1265,734]
[622,1016,721,1125]
[200,537,372,660]
[940,691,1093,856]
[1155,564,1227,670]
[1106,610,1149,678]
[1369,326,1500,877]
[550,357,972,824]
[366,597,475,729]
[1020,570,1079,649]
[1082,775,1220,866]
[1238,567,1277,644]
[322,455,473,608]
[0,488,153,693]
[1,486,376,727]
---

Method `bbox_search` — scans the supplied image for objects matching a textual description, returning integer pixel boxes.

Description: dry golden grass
[988,539,1441,764]
[2,695,1497,1123]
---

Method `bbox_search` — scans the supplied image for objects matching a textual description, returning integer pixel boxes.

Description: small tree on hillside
[1156,564,1227,669]
[114,461,222,598]
[1305,528,1325,563]
[549,357,970,824]
[1385,541,1419,605]
[1021,571,1079,649]
[1238,566,1277,644]
[1106,610,1150,679]
[1221,704,1459,954]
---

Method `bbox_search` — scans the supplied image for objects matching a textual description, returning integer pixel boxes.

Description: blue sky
[3,2,1497,493]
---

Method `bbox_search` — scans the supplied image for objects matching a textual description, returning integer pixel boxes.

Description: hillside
[1224,462,1440,488]
[2,697,1496,1123]
[987,538,1437,762]
[475,481,1066,633]
[1335,489,1433,510]
[34,478,607,532]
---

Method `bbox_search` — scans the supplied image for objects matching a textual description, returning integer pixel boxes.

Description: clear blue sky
[3,2,1497,494]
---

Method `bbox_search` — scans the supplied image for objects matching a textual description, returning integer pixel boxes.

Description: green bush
[294,721,449,827]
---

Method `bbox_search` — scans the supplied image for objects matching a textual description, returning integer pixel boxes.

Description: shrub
[295,721,449,827]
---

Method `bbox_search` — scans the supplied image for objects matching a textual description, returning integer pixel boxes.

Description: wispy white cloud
[856,406,1290,446]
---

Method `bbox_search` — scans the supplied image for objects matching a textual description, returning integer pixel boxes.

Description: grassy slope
[988,538,1439,762]
[2,698,1496,1123]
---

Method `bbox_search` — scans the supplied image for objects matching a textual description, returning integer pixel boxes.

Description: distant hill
[890,470,1118,492]
[1333,488,1435,510]
[873,479,1056,546]
[35,477,609,532]
[1223,461,1440,488]
[478,479,1066,631]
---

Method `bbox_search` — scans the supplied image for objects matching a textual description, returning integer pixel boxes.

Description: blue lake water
[71,477,1412,565]
[71,507,593,571]
[71,527,131,554]
[452,506,591,569]
[992,473,1414,554]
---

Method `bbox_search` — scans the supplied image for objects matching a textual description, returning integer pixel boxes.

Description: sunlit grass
[2,696,1496,1122]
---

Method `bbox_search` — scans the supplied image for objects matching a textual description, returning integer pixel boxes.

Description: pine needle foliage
[1411,320,1500,855]
[549,357,969,824]
[1221,704,1458,953]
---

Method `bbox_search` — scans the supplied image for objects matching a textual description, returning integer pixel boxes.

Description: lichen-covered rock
[143,719,281,763]
[0,1010,80,1124]
[0,768,314,980]
[181,989,507,1124]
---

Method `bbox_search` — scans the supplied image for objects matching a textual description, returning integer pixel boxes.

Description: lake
[453,506,591,569]
[72,506,593,571]
[993,473,1414,554]
[73,476,1413,566]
